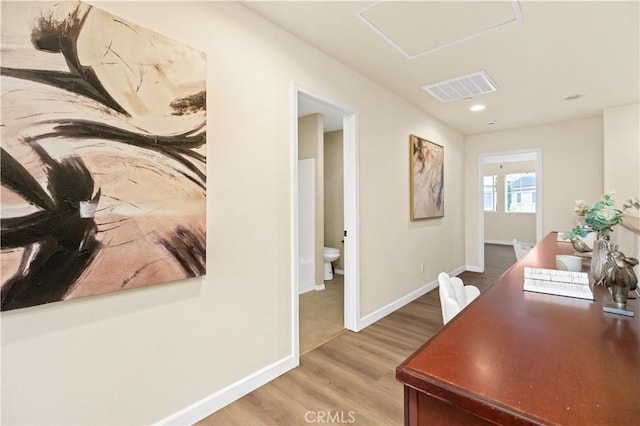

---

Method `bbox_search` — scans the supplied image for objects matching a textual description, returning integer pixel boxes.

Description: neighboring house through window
[505,172,536,213]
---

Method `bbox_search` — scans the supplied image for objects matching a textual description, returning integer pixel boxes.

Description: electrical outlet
[420,263,425,273]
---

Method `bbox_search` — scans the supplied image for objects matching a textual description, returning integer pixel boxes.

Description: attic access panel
[357,1,522,59]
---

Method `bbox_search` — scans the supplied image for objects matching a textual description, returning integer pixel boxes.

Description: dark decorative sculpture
[601,247,638,306]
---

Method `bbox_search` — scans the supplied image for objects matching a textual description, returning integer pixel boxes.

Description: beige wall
[324,130,344,271]
[484,161,536,244]
[298,113,325,285]
[359,122,465,315]
[1,2,465,424]
[603,103,640,259]
[603,103,639,200]
[465,117,604,270]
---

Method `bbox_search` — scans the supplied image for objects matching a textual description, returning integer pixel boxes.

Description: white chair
[513,239,534,261]
[438,272,481,324]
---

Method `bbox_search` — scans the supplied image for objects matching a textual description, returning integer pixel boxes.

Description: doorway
[292,86,359,360]
[478,149,542,271]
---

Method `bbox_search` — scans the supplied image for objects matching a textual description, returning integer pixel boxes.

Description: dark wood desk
[397,232,639,425]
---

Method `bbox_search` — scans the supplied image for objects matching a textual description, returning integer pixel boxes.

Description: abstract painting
[410,134,444,220]
[1,1,207,311]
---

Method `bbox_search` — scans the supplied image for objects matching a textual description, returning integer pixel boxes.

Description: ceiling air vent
[422,71,498,103]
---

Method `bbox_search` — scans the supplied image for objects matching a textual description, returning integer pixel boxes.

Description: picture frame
[1,1,207,311]
[410,134,444,220]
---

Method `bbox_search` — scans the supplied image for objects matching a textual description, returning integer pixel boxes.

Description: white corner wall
[464,117,604,270]
[603,103,640,203]
[298,113,325,286]
[603,103,640,259]
[1,2,465,424]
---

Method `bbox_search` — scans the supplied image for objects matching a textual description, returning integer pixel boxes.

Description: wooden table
[396,232,639,425]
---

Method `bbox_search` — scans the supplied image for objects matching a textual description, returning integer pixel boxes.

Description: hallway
[201,244,516,425]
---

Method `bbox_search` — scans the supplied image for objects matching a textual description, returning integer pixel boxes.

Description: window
[505,172,536,213]
[483,175,497,211]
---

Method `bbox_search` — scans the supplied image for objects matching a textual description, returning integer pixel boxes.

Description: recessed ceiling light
[470,104,486,112]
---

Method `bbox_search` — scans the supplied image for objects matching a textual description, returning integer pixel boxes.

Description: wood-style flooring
[299,275,344,355]
[198,244,516,426]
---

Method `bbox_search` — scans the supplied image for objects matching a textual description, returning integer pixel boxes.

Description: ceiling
[297,94,345,132]
[242,1,639,136]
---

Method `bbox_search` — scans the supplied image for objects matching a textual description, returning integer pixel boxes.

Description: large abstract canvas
[410,134,444,220]
[1,1,207,311]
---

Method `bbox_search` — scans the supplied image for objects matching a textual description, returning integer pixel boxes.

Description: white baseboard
[314,283,325,291]
[484,239,515,246]
[334,268,344,275]
[156,265,472,424]
[358,266,465,330]
[465,265,484,273]
[155,354,298,425]
[449,265,467,277]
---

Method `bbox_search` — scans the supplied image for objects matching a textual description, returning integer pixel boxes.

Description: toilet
[323,247,340,280]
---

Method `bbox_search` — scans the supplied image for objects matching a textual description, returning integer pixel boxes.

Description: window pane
[483,175,497,211]
[505,172,536,213]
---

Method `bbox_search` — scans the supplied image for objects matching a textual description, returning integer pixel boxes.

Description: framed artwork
[1,1,207,311]
[410,134,444,220]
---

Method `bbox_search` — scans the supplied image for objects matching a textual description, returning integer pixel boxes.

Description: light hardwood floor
[198,244,516,426]
[299,274,344,355]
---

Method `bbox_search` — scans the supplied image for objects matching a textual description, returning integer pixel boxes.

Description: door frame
[290,83,360,361]
[477,148,543,271]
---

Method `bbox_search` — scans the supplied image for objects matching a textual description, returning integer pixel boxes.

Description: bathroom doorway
[292,86,359,359]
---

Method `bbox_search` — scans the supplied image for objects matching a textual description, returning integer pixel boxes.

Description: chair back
[438,272,481,324]
[438,273,463,324]
[448,276,468,305]
[513,239,533,261]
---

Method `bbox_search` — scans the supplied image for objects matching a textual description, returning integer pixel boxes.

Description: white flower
[597,207,617,222]
[574,200,588,215]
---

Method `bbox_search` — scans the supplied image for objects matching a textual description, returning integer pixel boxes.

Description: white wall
[603,103,640,259]
[298,113,325,286]
[1,2,465,424]
[465,117,604,270]
[603,103,639,200]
